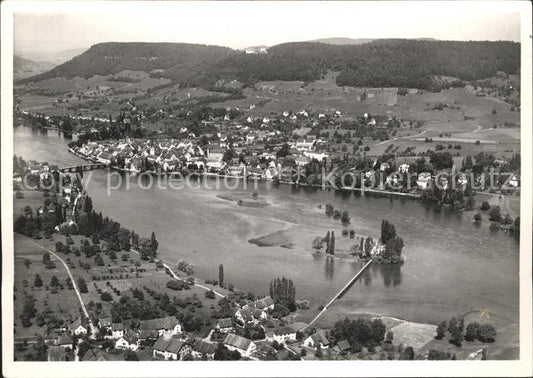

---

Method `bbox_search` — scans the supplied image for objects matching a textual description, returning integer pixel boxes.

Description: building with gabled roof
[70,317,88,336]
[223,334,256,357]
[139,316,182,336]
[191,339,217,360]
[115,332,140,351]
[303,330,330,349]
[216,318,234,333]
[153,335,191,360]
[267,326,297,343]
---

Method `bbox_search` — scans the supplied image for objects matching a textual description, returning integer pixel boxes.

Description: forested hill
[22,39,520,89]
[19,42,236,84]
[214,40,520,88]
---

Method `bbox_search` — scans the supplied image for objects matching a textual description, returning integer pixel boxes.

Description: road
[372,129,427,146]
[128,249,227,300]
[31,240,98,337]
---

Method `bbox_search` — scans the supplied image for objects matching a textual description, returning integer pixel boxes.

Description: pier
[302,258,373,331]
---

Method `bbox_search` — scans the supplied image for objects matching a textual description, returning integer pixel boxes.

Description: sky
[12,1,522,55]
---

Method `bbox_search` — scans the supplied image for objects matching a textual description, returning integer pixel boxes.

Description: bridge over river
[302,258,373,331]
[58,163,107,173]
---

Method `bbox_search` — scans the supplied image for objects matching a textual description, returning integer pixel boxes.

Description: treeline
[22,40,520,91]
[330,317,387,352]
[436,316,496,347]
[74,195,158,260]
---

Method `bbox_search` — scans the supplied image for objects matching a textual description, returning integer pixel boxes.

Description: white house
[223,334,256,357]
[268,326,297,344]
[139,316,182,337]
[303,330,330,349]
[509,174,520,187]
[398,164,410,173]
[115,333,140,351]
[234,308,253,325]
[111,323,126,339]
[417,172,432,190]
[70,318,88,336]
[304,151,328,161]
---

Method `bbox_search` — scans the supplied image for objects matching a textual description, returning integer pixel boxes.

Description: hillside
[20,42,236,85]
[21,39,520,90]
[14,55,55,80]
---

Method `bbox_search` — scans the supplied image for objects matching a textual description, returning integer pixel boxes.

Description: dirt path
[129,248,227,300]
[30,239,98,337]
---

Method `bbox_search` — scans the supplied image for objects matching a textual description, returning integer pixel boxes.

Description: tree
[95,254,105,266]
[77,277,88,293]
[448,316,458,334]
[218,264,224,287]
[150,232,159,252]
[480,201,490,211]
[315,346,323,358]
[371,319,387,343]
[34,336,49,361]
[465,322,480,341]
[34,274,43,287]
[450,323,464,347]
[276,143,291,158]
[341,210,350,225]
[436,321,446,340]
[55,241,65,253]
[213,343,241,360]
[117,228,131,250]
[477,324,496,342]
[50,276,59,287]
[327,231,335,255]
[385,331,394,344]
[474,213,482,222]
[100,292,113,302]
[465,194,475,211]
[488,206,502,222]
[325,203,334,217]
[380,220,397,244]
[43,253,51,265]
[269,277,296,309]
[77,341,90,358]
[124,350,139,361]
[400,346,414,360]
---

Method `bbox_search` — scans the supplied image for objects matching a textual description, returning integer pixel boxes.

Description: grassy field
[13,234,83,340]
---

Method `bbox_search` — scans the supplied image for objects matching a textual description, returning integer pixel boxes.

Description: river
[13,126,519,328]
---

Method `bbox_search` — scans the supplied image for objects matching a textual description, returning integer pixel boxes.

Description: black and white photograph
[1,1,532,377]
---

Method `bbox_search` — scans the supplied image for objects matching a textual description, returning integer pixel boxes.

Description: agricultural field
[13,234,83,341]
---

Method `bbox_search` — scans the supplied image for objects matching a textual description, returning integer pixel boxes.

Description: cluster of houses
[44,293,356,361]
[71,133,331,179]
